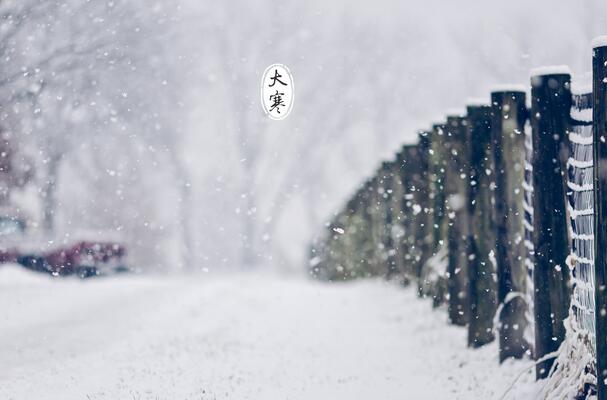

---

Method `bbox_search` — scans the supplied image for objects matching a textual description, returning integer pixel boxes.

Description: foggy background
[4,0,607,272]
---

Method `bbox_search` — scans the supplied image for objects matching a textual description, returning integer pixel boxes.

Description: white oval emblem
[261,64,294,120]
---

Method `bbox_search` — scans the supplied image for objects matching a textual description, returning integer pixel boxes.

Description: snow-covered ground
[0,265,538,400]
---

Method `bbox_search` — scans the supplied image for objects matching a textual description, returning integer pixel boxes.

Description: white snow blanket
[0,264,539,399]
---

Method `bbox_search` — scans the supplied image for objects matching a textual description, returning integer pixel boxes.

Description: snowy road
[0,266,534,399]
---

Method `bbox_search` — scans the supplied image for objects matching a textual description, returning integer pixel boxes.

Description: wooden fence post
[466,103,498,347]
[522,107,535,356]
[491,88,530,362]
[420,122,449,306]
[326,213,341,281]
[433,123,450,259]
[593,39,607,398]
[360,178,377,277]
[399,144,423,283]
[368,174,384,276]
[380,161,398,279]
[530,69,572,378]
[416,130,432,284]
[344,184,368,280]
[392,149,408,283]
[445,113,470,326]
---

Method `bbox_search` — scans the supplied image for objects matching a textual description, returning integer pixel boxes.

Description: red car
[43,241,128,277]
[0,214,129,278]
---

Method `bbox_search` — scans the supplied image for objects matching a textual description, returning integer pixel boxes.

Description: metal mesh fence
[523,122,535,346]
[567,90,596,350]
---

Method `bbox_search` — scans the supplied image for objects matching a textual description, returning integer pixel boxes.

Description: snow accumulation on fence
[531,88,598,400]
[445,108,467,117]
[530,65,572,77]
[523,120,535,352]
[568,91,597,367]
[465,97,491,107]
[567,90,596,343]
[592,35,607,49]
[572,82,594,97]
[309,37,607,400]
[489,83,528,93]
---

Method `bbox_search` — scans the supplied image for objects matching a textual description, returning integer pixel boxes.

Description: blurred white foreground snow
[0,265,538,399]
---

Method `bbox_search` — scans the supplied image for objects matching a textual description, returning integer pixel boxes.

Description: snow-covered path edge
[0,266,537,399]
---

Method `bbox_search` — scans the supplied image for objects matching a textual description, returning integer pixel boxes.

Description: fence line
[309,39,607,399]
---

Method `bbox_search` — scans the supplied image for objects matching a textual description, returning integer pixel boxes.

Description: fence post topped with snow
[416,130,432,285]
[593,39,607,399]
[445,114,470,326]
[530,67,573,379]
[491,87,530,362]
[466,103,498,348]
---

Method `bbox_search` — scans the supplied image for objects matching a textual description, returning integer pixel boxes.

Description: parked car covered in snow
[0,213,129,278]
[18,240,128,278]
